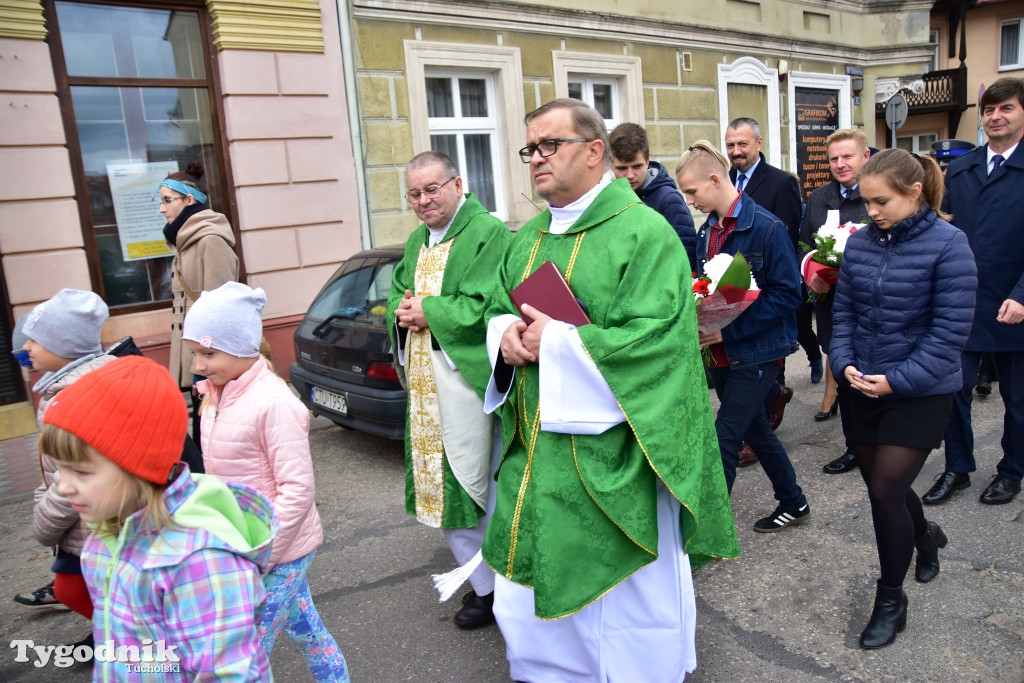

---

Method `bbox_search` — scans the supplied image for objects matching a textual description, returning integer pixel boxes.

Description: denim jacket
[695,195,800,368]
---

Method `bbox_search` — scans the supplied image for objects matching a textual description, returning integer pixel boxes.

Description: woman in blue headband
[158,162,239,449]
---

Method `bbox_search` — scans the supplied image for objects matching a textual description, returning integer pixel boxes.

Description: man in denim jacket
[676,141,810,532]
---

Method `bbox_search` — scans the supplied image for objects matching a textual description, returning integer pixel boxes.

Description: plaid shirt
[707,193,744,367]
[82,465,278,682]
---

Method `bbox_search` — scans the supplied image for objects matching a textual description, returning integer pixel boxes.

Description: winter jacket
[169,209,238,387]
[695,194,801,367]
[635,161,697,267]
[33,354,117,559]
[83,463,277,682]
[944,142,1024,352]
[197,356,323,566]
[829,206,977,398]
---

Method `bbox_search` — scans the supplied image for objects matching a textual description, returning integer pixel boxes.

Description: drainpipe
[336,0,372,249]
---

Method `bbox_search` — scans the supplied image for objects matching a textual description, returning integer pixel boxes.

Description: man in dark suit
[927,77,1024,506]
[724,117,814,464]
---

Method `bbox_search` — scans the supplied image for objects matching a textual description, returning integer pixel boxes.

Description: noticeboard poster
[795,88,840,199]
[106,160,180,261]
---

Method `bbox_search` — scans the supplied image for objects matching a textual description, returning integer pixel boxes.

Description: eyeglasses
[518,138,593,163]
[405,177,456,202]
[158,196,186,205]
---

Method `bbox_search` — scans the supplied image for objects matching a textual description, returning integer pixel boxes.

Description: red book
[509,261,591,327]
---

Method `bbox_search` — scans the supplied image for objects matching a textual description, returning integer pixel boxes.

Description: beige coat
[169,209,238,387]
[33,354,117,556]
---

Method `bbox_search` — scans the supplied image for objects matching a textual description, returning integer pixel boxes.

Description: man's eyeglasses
[158,196,186,205]
[518,138,593,163]
[406,177,456,202]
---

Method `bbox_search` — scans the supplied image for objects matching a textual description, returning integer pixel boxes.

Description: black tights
[855,443,930,587]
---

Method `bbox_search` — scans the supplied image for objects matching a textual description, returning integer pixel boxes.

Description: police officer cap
[930,139,976,165]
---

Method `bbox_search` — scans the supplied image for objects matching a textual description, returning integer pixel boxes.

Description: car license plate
[311,386,348,415]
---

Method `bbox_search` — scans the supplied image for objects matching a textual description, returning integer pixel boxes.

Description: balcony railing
[876,67,969,133]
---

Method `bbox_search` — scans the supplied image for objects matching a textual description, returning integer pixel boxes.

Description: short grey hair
[407,151,458,178]
[727,117,762,139]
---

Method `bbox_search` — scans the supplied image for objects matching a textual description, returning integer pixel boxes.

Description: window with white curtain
[567,77,619,129]
[425,73,501,216]
[1001,19,1024,70]
[896,132,938,155]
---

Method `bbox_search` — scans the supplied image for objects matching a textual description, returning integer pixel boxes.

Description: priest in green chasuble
[482,100,739,681]
[387,151,511,629]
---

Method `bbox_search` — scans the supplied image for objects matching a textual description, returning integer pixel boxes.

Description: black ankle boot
[914,521,948,583]
[860,581,908,649]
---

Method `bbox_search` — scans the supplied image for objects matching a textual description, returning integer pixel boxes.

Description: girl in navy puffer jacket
[831,149,977,651]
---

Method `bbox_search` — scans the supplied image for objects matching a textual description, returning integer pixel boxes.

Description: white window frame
[1000,18,1024,70]
[896,132,939,155]
[404,41,531,226]
[928,29,940,73]
[717,56,782,169]
[552,52,643,126]
[567,76,621,129]
[424,71,505,217]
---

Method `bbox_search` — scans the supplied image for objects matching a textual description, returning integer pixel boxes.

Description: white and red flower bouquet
[799,211,865,291]
[692,252,760,336]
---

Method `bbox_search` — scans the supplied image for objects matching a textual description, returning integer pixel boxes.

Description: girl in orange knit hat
[42,355,277,680]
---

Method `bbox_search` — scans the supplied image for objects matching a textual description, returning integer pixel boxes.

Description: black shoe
[860,581,908,649]
[753,503,810,533]
[810,360,823,384]
[921,471,971,505]
[822,448,858,474]
[979,475,1021,505]
[454,590,495,630]
[914,521,947,583]
[814,401,838,422]
[13,581,69,611]
[975,378,992,395]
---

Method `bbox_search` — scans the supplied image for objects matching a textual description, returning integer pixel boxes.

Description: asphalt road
[1,366,1022,682]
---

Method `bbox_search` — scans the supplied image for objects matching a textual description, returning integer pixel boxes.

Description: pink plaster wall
[220,0,363,320]
[0,0,363,331]
[0,39,85,308]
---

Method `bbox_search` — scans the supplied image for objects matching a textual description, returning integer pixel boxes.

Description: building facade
[878,0,1024,153]
[0,0,362,421]
[348,0,934,239]
[0,0,939,426]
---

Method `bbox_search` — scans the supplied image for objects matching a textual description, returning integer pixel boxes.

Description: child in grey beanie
[22,289,108,363]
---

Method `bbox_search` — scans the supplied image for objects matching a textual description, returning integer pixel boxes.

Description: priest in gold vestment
[387,151,511,629]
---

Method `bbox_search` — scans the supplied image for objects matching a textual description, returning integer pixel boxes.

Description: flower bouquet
[798,213,865,293]
[693,252,760,338]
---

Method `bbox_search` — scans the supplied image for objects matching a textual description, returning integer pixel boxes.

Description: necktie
[991,154,1005,175]
[736,173,747,191]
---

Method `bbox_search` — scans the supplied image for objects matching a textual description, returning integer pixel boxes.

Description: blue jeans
[943,350,1024,481]
[710,362,807,509]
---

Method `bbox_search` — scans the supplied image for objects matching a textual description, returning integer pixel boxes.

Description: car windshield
[307,259,396,326]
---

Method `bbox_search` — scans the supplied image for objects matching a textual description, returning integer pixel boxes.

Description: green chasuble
[387,193,511,529]
[482,178,740,619]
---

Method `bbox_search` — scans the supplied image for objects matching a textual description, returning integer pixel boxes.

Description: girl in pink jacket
[183,282,349,683]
